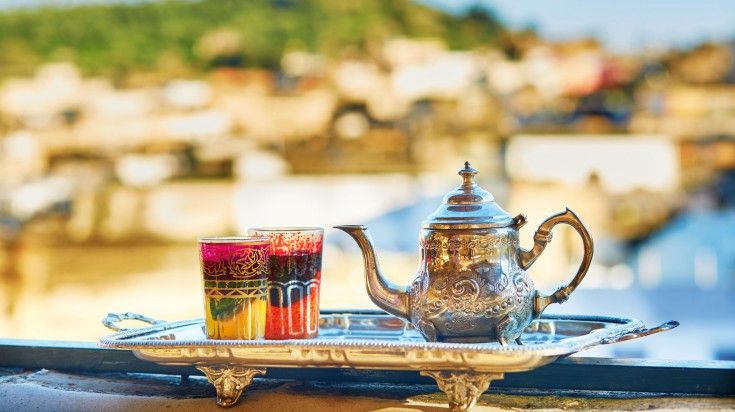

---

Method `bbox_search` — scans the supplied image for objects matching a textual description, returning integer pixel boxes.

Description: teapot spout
[334,225,410,320]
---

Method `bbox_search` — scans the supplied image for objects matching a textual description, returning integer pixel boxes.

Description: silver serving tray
[99,310,676,410]
[100,311,646,372]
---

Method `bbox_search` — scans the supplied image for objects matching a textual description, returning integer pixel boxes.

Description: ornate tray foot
[421,370,504,412]
[196,365,266,407]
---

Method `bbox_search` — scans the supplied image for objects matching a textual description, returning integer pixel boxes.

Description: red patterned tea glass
[198,236,270,340]
[247,227,323,339]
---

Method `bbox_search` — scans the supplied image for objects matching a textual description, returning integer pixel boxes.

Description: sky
[0,0,734,53]
[419,0,735,52]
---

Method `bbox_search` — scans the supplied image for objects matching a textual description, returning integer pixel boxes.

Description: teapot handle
[517,208,594,317]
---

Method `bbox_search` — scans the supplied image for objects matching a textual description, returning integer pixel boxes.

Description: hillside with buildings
[1,27,733,239]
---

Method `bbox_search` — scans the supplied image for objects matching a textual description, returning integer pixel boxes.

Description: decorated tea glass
[198,236,270,340]
[247,227,324,339]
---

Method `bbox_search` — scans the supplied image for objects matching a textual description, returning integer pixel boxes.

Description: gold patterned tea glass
[198,236,270,340]
[247,227,323,340]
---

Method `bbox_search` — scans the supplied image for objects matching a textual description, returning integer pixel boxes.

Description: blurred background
[0,0,733,360]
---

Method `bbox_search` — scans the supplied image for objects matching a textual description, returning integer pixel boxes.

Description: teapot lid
[422,162,514,229]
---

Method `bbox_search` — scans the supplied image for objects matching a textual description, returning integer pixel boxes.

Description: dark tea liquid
[266,251,321,339]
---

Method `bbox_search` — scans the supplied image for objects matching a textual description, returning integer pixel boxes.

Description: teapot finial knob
[459,161,478,188]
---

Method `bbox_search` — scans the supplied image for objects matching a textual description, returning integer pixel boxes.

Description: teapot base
[436,335,523,345]
[437,335,498,344]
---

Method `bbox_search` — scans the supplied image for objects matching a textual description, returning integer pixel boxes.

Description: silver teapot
[336,162,593,345]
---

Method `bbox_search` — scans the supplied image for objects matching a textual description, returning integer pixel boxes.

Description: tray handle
[601,320,679,344]
[102,312,166,332]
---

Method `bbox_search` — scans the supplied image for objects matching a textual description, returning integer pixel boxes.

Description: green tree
[0,0,505,77]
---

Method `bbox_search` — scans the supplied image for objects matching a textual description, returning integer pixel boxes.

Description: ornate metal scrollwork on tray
[421,370,504,412]
[196,365,266,407]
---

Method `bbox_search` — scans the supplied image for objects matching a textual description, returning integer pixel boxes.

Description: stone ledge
[1,369,733,412]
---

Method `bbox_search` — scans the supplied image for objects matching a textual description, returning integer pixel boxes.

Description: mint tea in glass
[198,236,270,340]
